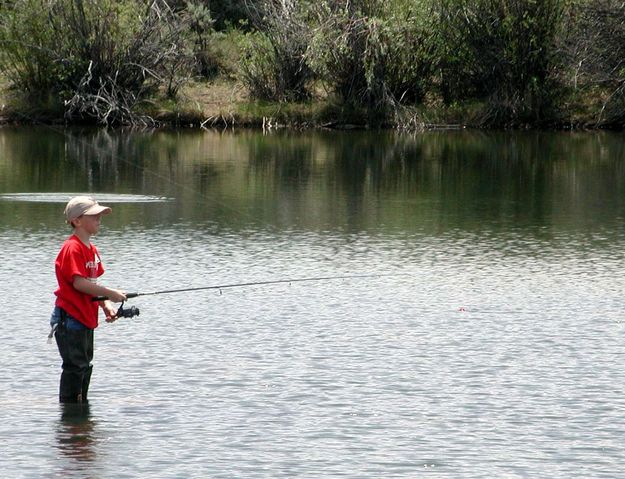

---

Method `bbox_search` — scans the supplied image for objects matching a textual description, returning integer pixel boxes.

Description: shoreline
[0,79,617,132]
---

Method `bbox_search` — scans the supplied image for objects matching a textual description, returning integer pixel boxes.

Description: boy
[50,196,126,403]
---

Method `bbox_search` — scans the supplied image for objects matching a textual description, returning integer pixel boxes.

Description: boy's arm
[73,275,126,303]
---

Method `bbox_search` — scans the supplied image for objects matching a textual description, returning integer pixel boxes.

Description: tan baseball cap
[64,196,112,222]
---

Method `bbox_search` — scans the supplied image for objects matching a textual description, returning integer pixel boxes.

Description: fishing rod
[92,273,401,318]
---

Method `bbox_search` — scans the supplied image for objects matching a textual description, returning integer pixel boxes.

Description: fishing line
[11,109,408,307]
[91,273,402,301]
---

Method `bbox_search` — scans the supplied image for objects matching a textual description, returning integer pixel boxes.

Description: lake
[1,126,625,478]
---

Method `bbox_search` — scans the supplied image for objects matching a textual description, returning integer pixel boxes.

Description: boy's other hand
[102,301,118,322]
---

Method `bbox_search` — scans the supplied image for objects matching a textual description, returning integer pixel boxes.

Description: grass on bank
[0,71,493,130]
[0,70,617,130]
[133,82,490,130]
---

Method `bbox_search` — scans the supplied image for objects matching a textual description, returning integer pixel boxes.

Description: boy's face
[74,213,103,235]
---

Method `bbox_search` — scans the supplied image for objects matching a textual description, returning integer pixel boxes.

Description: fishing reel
[116,301,140,319]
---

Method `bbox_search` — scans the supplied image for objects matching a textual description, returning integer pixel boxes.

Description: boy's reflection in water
[56,403,96,462]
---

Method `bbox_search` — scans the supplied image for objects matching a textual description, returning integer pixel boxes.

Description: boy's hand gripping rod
[91,273,399,302]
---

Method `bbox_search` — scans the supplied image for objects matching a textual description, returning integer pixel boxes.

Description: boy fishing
[50,196,126,403]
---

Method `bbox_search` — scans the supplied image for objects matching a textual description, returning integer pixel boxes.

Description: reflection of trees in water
[221,129,625,232]
[245,132,315,188]
[56,403,97,464]
[63,129,155,190]
[3,127,625,232]
[265,130,625,232]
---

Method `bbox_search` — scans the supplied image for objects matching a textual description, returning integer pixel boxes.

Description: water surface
[1,127,625,478]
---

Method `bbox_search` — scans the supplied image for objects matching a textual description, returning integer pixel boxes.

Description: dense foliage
[435,0,564,124]
[0,0,189,125]
[0,0,624,128]
[238,0,314,101]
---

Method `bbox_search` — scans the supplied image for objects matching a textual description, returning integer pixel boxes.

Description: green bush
[0,0,189,125]
[434,0,564,125]
[559,0,625,127]
[185,0,221,79]
[238,1,313,102]
[306,0,434,122]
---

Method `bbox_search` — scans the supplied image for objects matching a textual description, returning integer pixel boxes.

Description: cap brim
[83,204,112,216]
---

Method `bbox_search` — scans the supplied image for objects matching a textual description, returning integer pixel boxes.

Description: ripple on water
[0,192,173,203]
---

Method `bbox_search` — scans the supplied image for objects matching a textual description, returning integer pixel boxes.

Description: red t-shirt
[54,235,105,329]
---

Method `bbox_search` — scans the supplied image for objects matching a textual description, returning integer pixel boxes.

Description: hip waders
[54,311,94,403]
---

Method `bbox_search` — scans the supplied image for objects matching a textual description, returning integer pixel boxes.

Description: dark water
[1,127,625,477]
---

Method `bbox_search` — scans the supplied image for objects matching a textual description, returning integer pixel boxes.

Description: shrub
[559,0,625,127]
[0,0,190,125]
[184,0,220,79]
[238,0,313,102]
[434,0,564,125]
[306,0,435,121]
